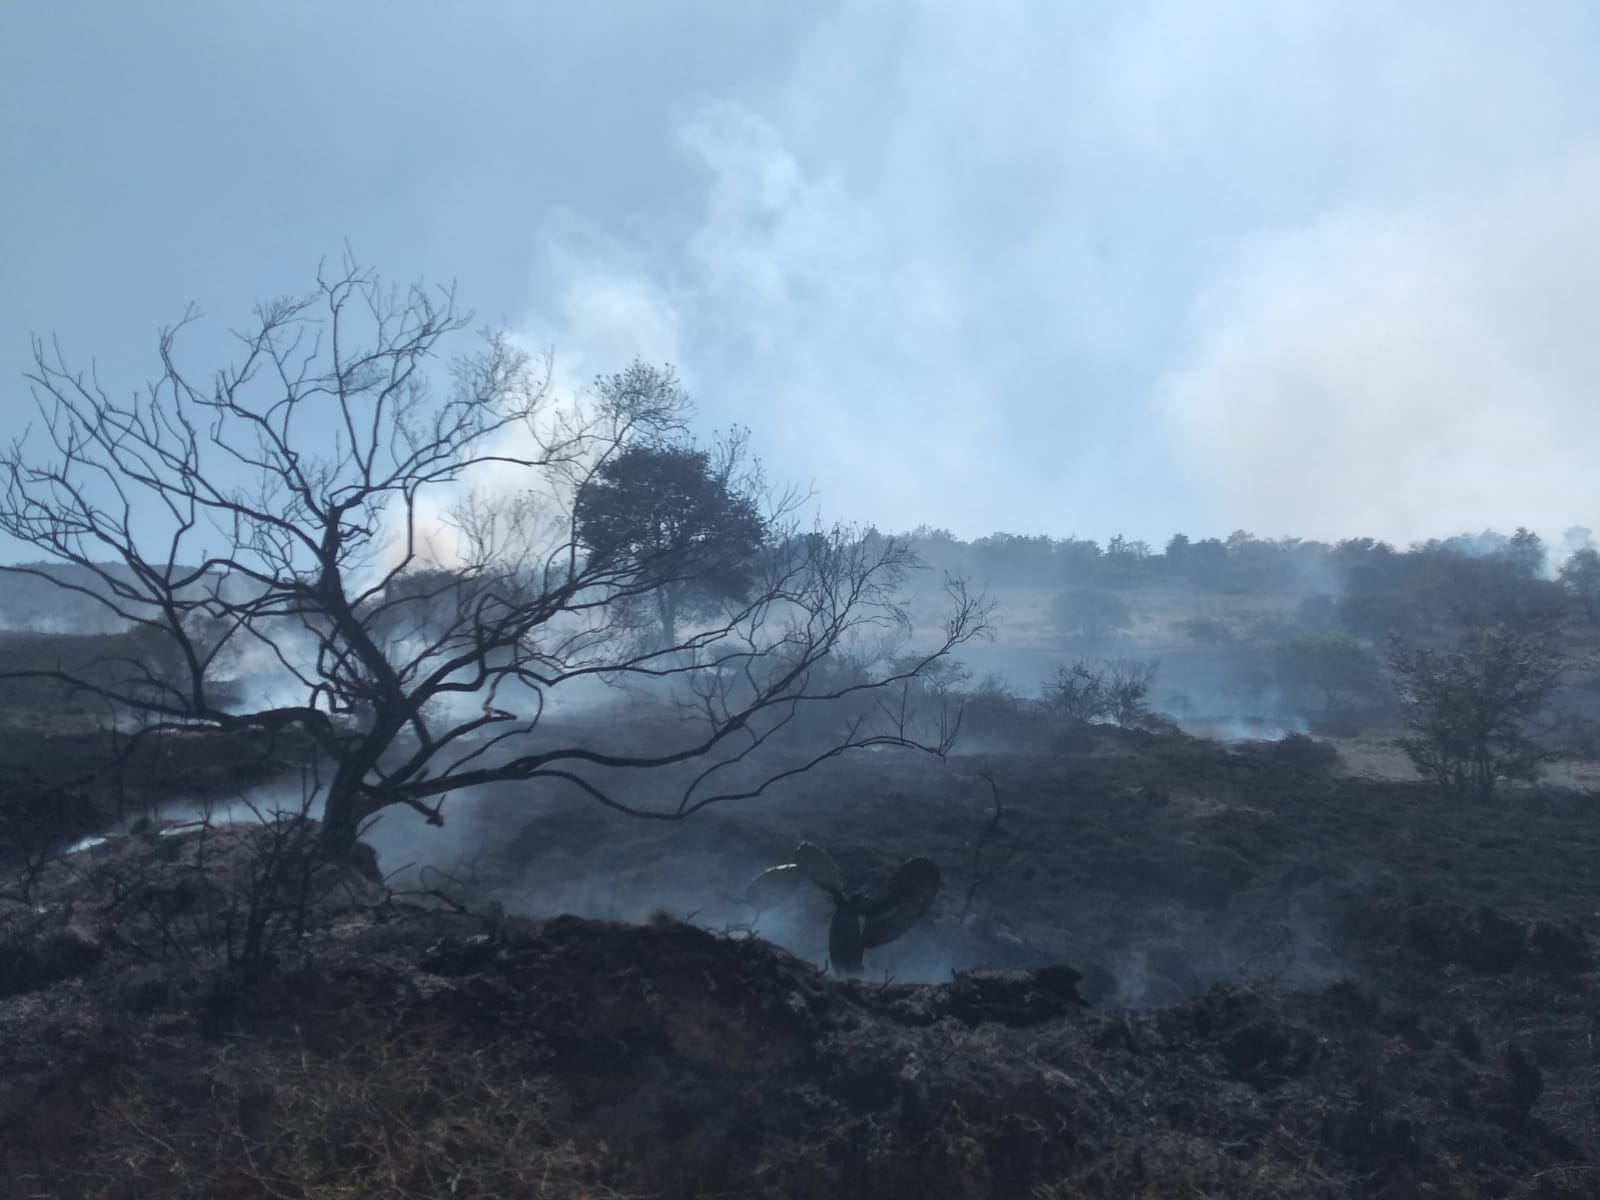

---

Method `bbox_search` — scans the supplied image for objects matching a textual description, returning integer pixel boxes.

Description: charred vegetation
[2,268,1599,1197]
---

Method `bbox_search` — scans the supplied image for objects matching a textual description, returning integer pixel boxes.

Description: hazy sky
[4,1,1598,548]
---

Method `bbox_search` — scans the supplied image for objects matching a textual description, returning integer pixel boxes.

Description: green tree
[1182,537,1230,589]
[1275,631,1384,719]
[1050,587,1132,642]
[1503,526,1547,579]
[1558,547,1600,622]
[1389,623,1562,802]
[574,423,769,648]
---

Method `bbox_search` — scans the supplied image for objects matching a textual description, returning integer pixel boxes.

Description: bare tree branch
[0,261,992,858]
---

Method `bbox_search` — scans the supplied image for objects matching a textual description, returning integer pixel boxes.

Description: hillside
[2,711,1597,1198]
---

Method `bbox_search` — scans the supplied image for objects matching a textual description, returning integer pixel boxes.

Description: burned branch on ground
[958,766,1024,928]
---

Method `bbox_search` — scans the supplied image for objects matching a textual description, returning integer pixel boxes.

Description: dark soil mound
[1,829,1596,1199]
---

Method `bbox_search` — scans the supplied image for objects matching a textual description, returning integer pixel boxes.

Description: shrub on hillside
[1050,588,1132,642]
[1275,632,1385,721]
[955,674,1053,744]
[1390,622,1563,802]
[1043,658,1160,727]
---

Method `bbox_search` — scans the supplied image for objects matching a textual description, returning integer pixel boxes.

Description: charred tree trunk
[317,789,364,861]
[656,585,678,651]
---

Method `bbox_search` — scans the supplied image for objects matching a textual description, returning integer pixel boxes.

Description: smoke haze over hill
[3,3,1598,552]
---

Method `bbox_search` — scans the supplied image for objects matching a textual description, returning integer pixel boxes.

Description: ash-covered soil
[2,721,1598,1198]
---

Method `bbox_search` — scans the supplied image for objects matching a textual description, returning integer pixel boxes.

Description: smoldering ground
[70,707,1360,1007]
[16,513,1600,1006]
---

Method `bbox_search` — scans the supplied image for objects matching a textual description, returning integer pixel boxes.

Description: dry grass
[1028,1127,1347,1200]
[58,1020,643,1200]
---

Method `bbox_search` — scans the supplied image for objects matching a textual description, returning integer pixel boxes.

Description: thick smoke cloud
[1162,150,1600,542]
[518,0,1600,544]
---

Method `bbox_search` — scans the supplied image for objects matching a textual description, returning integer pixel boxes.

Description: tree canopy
[1390,622,1562,802]
[573,428,769,647]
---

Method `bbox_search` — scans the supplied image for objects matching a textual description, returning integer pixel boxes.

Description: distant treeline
[883,524,1600,640]
[0,562,187,633]
[3,522,1598,645]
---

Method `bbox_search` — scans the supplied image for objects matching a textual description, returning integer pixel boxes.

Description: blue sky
[3,1,1599,550]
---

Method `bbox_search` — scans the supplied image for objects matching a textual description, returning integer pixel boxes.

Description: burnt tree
[0,260,989,858]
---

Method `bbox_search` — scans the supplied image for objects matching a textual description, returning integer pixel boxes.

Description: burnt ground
[1,712,1598,1197]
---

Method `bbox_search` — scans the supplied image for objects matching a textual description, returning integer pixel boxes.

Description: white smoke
[1161,149,1600,543]
[511,1,1600,544]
